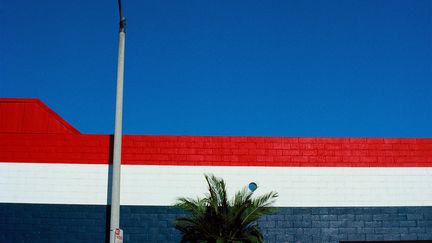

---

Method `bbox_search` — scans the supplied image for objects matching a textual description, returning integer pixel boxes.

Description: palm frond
[241,191,278,226]
[174,174,278,242]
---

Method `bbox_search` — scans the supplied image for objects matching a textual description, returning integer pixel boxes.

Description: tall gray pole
[110,0,126,242]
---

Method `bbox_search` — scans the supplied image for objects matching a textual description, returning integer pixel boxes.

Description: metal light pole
[110,0,126,242]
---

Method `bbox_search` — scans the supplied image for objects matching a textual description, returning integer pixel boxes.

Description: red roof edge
[0,98,80,134]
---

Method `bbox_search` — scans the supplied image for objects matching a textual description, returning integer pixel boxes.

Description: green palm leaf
[174,174,278,243]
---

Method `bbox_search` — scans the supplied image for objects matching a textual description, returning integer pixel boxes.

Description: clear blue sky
[1,0,431,137]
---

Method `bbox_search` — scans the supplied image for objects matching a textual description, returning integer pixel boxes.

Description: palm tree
[174,174,278,243]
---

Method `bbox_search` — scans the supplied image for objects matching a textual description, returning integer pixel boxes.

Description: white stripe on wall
[1,163,431,207]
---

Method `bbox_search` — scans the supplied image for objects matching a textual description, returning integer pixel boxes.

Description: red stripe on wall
[1,134,431,167]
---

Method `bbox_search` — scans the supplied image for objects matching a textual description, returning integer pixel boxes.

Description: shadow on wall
[105,135,114,242]
[106,135,114,205]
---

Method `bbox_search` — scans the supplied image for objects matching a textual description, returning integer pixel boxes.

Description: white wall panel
[0,163,109,205]
[1,163,431,207]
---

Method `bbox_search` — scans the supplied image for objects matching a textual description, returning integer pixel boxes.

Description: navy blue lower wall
[1,203,431,243]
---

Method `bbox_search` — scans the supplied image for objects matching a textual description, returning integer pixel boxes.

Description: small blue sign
[248,182,258,192]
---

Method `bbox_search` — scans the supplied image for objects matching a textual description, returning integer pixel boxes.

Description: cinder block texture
[2,163,431,207]
[1,204,431,243]
[1,133,431,167]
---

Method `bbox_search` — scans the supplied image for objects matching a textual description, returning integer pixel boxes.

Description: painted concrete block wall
[260,207,432,242]
[1,99,432,242]
[1,204,431,243]
[2,133,432,167]
[1,163,432,207]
